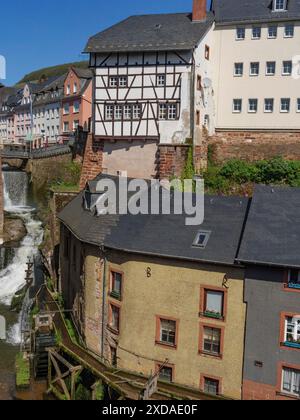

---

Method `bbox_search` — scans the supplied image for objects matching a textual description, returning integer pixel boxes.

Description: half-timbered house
[84,0,214,179]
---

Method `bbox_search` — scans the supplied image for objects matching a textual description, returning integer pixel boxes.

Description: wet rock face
[3,216,27,247]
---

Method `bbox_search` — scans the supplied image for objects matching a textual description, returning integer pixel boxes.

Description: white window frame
[233,99,242,113]
[123,105,132,120]
[109,76,118,88]
[268,26,278,39]
[63,104,70,115]
[63,122,69,133]
[284,24,294,38]
[157,74,166,86]
[168,104,177,120]
[266,61,276,76]
[132,104,142,120]
[248,99,258,113]
[236,27,245,40]
[264,98,274,113]
[114,105,123,120]
[119,76,128,88]
[280,98,291,113]
[282,60,292,76]
[250,62,260,76]
[160,319,176,346]
[73,101,80,114]
[158,104,168,120]
[284,316,300,344]
[273,0,287,11]
[234,63,244,77]
[282,368,300,398]
[105,105,114,120]
[252,27,261,40]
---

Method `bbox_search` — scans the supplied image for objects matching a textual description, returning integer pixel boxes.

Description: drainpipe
[191,49,196,169]
[101,248,107,359]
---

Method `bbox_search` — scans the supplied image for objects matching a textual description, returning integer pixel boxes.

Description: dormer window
[273,0,287,11]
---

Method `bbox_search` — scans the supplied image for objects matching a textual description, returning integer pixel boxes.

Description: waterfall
[0,168,43,345]
[3,170,29,211]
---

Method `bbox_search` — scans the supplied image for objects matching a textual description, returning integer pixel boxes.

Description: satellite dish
[202,78,212,89]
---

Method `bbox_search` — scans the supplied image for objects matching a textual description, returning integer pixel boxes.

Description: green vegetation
[18,61,89,84]
[15,353,30,389]
[50,161,82,192]
[204,157,300,194]
[10,286,27,312]
[46,277,55,293]
[94,382,105,401]
[65,318,79,345]
[181,146,195,181]
[55,329,63,346]
[30,305,40,324]
[75,383,92,401]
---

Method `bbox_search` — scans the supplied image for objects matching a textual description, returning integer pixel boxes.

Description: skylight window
[273,0,287,11]
[193,231,211,248]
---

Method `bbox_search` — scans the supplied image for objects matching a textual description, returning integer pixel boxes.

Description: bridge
[1,144,72,160]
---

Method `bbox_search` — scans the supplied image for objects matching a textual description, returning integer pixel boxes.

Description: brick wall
[158,144,191,179]
[243,380,297,401]
[210,131,300,164]
[79,134,103,189]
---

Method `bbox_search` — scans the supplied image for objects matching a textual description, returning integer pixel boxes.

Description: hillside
[18,61,89,84]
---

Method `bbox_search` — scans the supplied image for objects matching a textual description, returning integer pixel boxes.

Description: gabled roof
[237,185,300,269]
[212,0,300,25]
[72,67,93,80]
[58,174,249,266]
[84,12,214,53]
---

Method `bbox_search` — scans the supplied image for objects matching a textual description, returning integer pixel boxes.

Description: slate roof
[237,185,300,269]
[72,67,93,79]
[212,0,300,25]
[84,12,214,53]
[58,174,249,266]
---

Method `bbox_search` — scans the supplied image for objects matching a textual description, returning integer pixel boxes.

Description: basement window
[193,231,211,249]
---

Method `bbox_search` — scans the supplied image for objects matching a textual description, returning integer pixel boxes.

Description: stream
[0,168,44,399]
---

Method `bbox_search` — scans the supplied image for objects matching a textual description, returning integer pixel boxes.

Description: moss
[15,353,30,389]
[75,383,91,401]
[94,382,105,401]
[65,318,78,345]
[10,286,27,312]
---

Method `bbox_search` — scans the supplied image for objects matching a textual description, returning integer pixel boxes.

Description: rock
[3,216,27,246]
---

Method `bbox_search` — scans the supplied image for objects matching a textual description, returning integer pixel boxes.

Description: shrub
[15,353,30,389]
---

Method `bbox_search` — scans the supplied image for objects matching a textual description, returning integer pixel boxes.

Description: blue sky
[1,0,211,86]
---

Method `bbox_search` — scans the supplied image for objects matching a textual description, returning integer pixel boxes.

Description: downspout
[101,248,107,360]
[191,49,196,169]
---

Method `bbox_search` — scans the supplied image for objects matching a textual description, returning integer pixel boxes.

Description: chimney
[192,0,207,22]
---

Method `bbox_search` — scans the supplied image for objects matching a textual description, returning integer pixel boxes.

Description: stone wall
[79,134,103,189]
[210,130,300,164]
[26,153,73,194]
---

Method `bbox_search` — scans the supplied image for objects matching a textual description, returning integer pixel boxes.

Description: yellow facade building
[59,175,249,400]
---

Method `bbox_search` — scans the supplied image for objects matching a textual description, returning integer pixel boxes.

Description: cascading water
[0,169,43,342]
